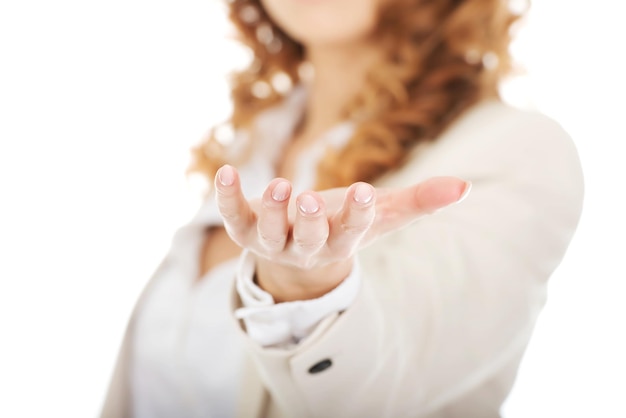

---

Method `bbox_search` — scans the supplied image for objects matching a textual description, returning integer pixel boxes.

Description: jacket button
[308,359,332,374]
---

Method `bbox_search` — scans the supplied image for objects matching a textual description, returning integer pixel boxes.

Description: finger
[214,165,256,245]
[416,177,470,211]
[375,176,470,233]
[291,192,329,261]
[404,176,470,213]
[257,178,292,252]
[327,182,376,256]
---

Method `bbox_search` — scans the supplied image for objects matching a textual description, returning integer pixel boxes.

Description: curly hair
[189,0,525,190]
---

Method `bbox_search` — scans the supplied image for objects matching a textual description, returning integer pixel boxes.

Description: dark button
[308,359,332,374]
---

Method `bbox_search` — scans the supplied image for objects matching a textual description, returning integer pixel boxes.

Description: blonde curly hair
[190,0,525,190]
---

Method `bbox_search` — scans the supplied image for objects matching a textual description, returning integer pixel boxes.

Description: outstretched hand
[215,165,470,301]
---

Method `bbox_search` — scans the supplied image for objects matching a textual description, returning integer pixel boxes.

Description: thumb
[411,176,471,213]
[373,177,471,235]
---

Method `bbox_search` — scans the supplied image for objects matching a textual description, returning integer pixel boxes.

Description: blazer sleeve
[228,102,585,418]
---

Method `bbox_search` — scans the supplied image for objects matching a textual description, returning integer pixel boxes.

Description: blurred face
[260,0,383,47]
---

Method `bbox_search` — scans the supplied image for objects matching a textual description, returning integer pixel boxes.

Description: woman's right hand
[214,165,470,301]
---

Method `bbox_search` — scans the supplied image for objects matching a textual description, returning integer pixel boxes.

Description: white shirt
[131,86,362,418]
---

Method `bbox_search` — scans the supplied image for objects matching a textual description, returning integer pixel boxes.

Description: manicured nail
[218,165,234,186]
[271,181,290,202]
[298,194,319,214]
[457,181,472,203]
[353,183,373,204]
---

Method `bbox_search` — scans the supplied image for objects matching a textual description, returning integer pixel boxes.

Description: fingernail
[457,181,472,203]
[353,183,373,204]
[271,181,290,202]
[298,194,319,214]
[218,165,234,186]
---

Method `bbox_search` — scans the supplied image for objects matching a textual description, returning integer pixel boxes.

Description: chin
[261,0,379,47]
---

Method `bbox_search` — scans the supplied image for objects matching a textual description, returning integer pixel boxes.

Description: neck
[297,42,381,142]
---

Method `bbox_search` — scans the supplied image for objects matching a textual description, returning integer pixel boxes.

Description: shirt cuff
[234,250,362,348]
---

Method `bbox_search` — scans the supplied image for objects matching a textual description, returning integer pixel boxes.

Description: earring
[239,4,260,24]
[464,49,498,70]
[237,2,283,54]
[256,22,283,54]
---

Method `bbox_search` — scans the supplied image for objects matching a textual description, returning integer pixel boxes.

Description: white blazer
[101,99,584,418]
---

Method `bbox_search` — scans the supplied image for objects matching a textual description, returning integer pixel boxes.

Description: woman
[102,0,584,417]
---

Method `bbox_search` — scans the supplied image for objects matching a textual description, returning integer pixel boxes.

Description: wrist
[255,257,354,303]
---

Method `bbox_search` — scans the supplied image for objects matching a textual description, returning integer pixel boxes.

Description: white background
[0,1,624,417]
